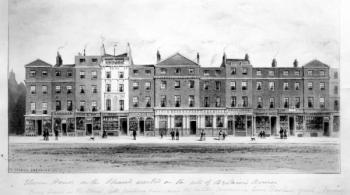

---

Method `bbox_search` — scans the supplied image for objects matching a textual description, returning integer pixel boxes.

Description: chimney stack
[293,59,298,67]
[196,52,200,64]
[272,58,277,67]
[244,53,250,62]
[56,51,63,66]
[156,50,161,63]
[101,44,106,56]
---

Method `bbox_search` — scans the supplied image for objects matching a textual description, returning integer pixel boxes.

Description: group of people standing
[259,130,266,138]
[170,129,180,140]
[42,128,59,141]
[218,130,227,140]
[279,128,288,139]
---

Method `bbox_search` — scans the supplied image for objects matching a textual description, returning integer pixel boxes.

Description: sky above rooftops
[9,0,340,81]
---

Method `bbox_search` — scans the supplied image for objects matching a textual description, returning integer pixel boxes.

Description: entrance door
[139,120,145,134]
[86,124,92,136]
[37,120,42,135]
[120,118,128,135]
[289,117,294,136]
[271,117,277,136]
[227,120,233,135]
[323,122,329,136]
[62,123,67,136]
[160,121,167,135]
[190,121,196,135]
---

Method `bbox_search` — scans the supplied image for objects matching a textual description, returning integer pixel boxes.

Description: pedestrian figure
[262,130,266,138]
[259,131,263,138]
[222,131,226,140]
[279,128,283,139]
[133,130,137,140]
[160,130,163,139]
[171,130,175,140]
[43,129,46,141]
[54,128,59,141]
[102,130,107,138]
[218,130,223,140]
[283,129,287,139]
[175,130,179,140]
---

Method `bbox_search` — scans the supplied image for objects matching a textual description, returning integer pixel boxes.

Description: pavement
[9,135,340,144]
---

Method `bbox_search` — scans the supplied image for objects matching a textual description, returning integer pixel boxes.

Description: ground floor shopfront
[24,110,339,137]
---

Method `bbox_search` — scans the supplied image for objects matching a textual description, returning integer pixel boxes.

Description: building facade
[24,48,340,137]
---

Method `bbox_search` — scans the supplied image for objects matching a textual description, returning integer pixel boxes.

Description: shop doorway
[139,119,145,134]
[190,121,196,135]
[289,117,294,136]
[120,118,128,135]
[37,120,42,135]
[271,117,277,136]
[86,124,92,136]
[62,123,67,136]
[323,122,329,136]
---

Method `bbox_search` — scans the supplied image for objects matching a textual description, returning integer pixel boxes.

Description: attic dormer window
[55,71,61,77]
[215,70,221,75]
[160,68,167,74]
[175,68,181,74]
[42,71,47,76]
[92,58,98,63]
[79,58,85,63]
[204,70,209,76]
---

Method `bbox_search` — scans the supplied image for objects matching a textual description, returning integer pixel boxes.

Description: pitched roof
[303,59,329,68]
[25,59,52,67]
[157,53,198,66]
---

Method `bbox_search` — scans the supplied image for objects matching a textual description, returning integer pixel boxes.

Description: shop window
[216,116,224,127]
[175,116,183,128]
[205,116,213,127]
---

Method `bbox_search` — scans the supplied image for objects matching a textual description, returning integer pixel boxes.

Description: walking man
[171,130,175,140]
[283,129,287,139]
[222,130,226,140]
[133,130,137,140]
[279,128,283,139]
[54,128,59,141]
[175,130,179,140]
[218,130,223,140]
